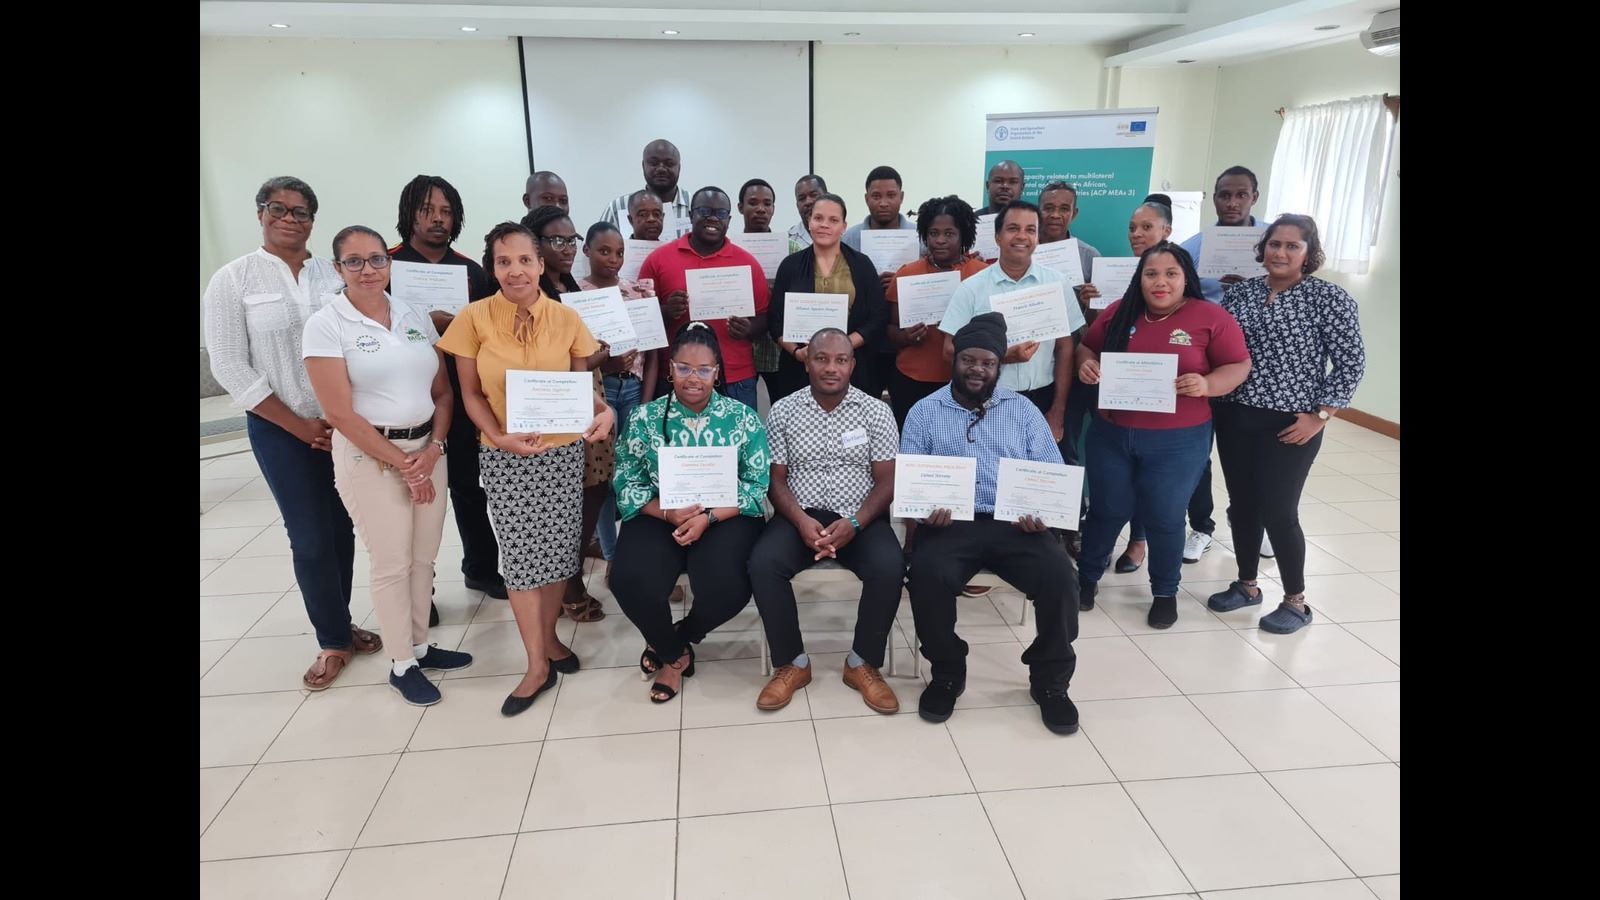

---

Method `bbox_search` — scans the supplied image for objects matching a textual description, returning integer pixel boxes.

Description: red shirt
[636,235,772,384]
[1082,299,1249,429]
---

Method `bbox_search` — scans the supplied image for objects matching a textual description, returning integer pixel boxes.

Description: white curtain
[1266,95,1396,275]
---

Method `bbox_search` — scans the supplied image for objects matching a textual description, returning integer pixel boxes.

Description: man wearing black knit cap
[899,312,1082,735]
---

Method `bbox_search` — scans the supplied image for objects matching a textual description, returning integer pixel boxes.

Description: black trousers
[444,356,501,583]
[610,514,764,660]
[1213,402,1324,595]
[747,511,904,668]
[889,367,947,429]
[908,516,1079,687]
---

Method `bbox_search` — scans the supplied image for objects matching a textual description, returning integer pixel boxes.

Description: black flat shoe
[501,665,558,717]
[1114,552,1144,574]
[428,602,440,628]
[552,652,581,675]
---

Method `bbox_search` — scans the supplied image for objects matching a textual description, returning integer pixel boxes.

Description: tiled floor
[200,418,1399,899]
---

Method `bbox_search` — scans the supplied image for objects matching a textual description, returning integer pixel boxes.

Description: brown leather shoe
[756,664,813,711]
[843,661,900,714]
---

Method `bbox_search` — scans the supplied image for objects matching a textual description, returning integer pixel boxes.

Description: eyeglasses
[336,255,392,271]
[691,207,732,221]
[259,201,313,224]
[540,235,583,250]
[670,361,719,381]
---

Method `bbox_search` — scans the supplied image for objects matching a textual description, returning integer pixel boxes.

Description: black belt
[612,371,640,380]
[375,422,432,440]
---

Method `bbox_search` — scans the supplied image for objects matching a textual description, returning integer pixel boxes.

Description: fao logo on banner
[994,125,1009,141]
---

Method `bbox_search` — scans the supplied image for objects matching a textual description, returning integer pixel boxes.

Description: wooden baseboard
[1339,407,1399,440]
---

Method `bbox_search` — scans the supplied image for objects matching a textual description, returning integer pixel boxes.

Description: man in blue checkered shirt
[900,312,1082,735]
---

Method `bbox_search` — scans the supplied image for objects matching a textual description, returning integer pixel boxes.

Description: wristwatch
[432,439,448,455]
[705,509,719,525]
[1315,410,1330,421]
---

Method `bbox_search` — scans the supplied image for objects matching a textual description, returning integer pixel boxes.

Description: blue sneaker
[1259,601,1313,634]
[390,666,442,706]
[417,645,473,672]
[1207,582,1263,613]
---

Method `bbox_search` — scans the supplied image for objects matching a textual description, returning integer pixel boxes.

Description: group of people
[202,137,1366,735]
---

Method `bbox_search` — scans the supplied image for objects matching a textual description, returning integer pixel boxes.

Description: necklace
[1143,301,1187,324]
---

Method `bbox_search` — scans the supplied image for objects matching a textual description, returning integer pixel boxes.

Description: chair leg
[760,620,772,677]
[1019,592,1029,627]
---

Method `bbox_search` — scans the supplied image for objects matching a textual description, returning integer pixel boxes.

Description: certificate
[685,265,756,319]
[859,230,920,274]
[657,446,738,509]
[1198,226,1267,280]
[974,213,1000,261]
[730,232,787,279]
[892,454,977,521]
[1032,239,1085,287]
[389,260,468,314]
[1089,257,1140,310]
[561,286,638,353]
[505,370,594,434]
[895,270,961,326]
[622,296,671,352]
[781,292,849,344]
[994,458,1085,530]
[619,239,663,282]
[1098,353,1178,414]
[988,282,1073,345]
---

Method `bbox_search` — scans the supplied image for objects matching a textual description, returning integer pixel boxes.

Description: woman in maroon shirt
[1074,243,1251,628]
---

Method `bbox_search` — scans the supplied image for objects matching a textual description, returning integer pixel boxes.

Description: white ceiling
[198,1,1398,67]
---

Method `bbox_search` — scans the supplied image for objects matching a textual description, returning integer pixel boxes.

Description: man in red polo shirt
[637,186,771,408]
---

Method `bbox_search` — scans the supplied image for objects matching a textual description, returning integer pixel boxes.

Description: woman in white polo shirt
[303,225,474,707]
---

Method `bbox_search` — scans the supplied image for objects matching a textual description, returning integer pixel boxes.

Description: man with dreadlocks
[900,312,1083,736]
[389,175,508,605]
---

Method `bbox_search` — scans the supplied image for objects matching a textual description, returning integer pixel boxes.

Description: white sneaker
[1260,534,1276,558]
[1183,530,1213,564]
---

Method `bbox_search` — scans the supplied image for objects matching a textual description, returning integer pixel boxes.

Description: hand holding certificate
[1032,239,1085,287]
[892,454,977,521]
[1088,258,1140,310]
[561,286,639,353]
[730,232,787,279]
[657,447,738,509]
[686,265,756,320]
[859,230,920,274]
[988,283,1073,345]
[1198,226,1267,280]
[389,260,469,314]
[994,459,1085,530]
[895,270,961,326]
[1097,353,1178,414]
[781,292,849,343]
[505,370,595,434]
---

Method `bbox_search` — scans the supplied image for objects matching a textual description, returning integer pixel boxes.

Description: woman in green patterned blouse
[610,322,771,702]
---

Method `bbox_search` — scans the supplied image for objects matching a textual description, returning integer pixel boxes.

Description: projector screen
[520,37,813,239]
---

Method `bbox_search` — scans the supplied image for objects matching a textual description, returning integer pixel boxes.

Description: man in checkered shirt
[748,328,905,715]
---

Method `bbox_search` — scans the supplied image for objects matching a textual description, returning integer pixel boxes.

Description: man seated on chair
[748,327,904,714]
[901,312,1082,735]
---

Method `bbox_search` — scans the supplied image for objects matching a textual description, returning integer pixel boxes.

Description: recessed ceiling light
[843,32,861,36]
[1177,59,1196,64]
[662,29,679,35]
[269,23,289,29]
[1314,24,1340,31]
[461,26,478,32]
[1018,32,1036,38]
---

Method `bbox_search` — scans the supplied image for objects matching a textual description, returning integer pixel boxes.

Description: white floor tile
[804,650,920,718]
[1298,574,1400,624]
[1240,624,1399,688]
[679,720,830,817]
[1328,500,1400,532]
[522,733,680,830]
[200,691,305,767]
[1353,473,1400,499]
[330,835,515,900]
[245,588,372,639]
[503,821,676,900]
[814,714,973,804]
[1267,764,1401,876]
[1199,881,1379,900]
[1069,636,1183,701]
[832,794,1022,900]
[945,705,1115,792]
[234,524,292,557]
[1190,689,1388,771]
[199,477,253,505]
[1316,452,1399,476]
[1364,875,1401,899]
[1078,696,1253,781]
[359,743,542,846]
[1297,503,1379,537]
[1126,773,1353,892]
[201,500,282,530]
[1307,533,1399,572]
[1301,476,1393,503]
[201,555,297,596]
[1097,584,1232,634]
[677,806,849,900]
[263,684,426,762]
[1133,631,1297,694]
[983,784,1193,900]
[1309,683,1400,762]
[1343,620,1400,665]
[199,592,283,641]
[200,766,251,834]
[201,640,232,678]
[409,674,556,751]
[200,755,399,859]
[545,664,683,740]
[683,656,812,729]
[201,525,266,559]
[199,852,347,900]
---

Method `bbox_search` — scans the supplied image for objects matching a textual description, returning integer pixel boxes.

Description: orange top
[885,255,991,382]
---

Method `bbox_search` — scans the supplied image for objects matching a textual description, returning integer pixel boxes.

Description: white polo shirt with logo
[302,293,441,427]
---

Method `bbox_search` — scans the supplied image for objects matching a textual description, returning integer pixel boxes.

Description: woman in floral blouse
[1206,214,1366,635]
[610,322,771,702]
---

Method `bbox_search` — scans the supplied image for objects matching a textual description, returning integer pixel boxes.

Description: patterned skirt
[479,441,584,591]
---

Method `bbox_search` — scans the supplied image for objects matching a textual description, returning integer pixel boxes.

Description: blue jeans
[1078,417,1213,598]
[596,374,643,560]
[247,413,358,649]
[722,376,759,410]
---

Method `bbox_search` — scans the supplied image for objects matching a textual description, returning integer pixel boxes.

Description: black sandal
[639,647,663,676]
[649,647,696,704]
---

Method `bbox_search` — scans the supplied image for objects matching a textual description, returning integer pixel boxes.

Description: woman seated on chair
[609,322,771,703]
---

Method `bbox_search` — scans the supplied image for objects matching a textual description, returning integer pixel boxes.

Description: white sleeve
[300,309,345,359]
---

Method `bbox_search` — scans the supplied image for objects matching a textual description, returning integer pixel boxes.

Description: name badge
[841,428,869,448]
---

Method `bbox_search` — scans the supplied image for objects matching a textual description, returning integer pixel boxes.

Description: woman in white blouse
[303,226,474,706]
[202,177,381,690]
